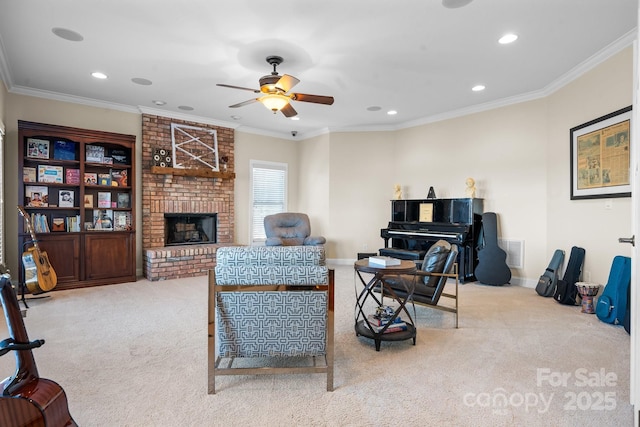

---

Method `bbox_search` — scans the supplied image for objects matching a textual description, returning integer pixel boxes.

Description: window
[250,160,287,243]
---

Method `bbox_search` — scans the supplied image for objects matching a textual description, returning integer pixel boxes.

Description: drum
[575,282,601,314]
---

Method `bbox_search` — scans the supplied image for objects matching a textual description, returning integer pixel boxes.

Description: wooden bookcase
[18,121,136,290]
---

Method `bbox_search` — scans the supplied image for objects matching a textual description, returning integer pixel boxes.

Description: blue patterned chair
[208,245,334,393]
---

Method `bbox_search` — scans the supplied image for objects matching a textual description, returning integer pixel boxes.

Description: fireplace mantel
[150,166,235,180]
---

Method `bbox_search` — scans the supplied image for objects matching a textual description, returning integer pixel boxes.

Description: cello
[0,267,76,426]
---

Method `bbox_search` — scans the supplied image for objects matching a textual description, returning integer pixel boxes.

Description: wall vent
[498,239,524,269]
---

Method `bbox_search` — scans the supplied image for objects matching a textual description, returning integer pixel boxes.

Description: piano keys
[380,198,483,282]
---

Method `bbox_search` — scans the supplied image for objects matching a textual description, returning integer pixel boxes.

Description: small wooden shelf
[150,166,235,179]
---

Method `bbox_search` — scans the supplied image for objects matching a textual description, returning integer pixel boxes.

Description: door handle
[618,236,635,246]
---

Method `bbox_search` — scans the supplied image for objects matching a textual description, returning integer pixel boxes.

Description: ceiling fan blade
[291,93,334,105]
[229,98,259,108]
[217,83,261,93]
[275,74,300,92]
[280,103,298,118]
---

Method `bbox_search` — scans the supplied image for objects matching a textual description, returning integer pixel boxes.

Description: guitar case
[535,249,565,297]
[553,246,585,305]
[596,255,631,324]
[475,212,512,286]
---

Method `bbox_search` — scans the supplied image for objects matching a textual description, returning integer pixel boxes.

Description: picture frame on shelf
[84,172,98,184]
[23,167,37,183]
[26,138,50,159]
[116,192,130,208]
[25,185,49,207]
[570,106,632,200]
[84,194,94,208]
[85,145,105,163]
[53,140,77,161]
[97,192,111,208]
[37,165,63,183]
[59,189,74,207]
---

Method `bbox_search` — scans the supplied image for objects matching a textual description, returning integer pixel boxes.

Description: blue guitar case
[535,249,565,297]
[596,255,631,325]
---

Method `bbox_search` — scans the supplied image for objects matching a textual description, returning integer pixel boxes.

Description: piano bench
[379,248,426,261]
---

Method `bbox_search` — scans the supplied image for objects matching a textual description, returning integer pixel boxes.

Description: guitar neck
[17,206,41,252]
[0,275,40,393]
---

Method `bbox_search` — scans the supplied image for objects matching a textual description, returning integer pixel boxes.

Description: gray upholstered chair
[208,245,334,393]
[381,240,460,327]
[264,212,326,246]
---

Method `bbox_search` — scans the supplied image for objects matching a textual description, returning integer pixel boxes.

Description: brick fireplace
[141,114,235,280]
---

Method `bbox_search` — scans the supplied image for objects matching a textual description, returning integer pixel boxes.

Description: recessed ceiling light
[178,105,194,111]
[472,85,486,92]
[367,106,382,112]
[442,0,473,9]
[153,100,166,106]
[498,33,518,44]
[291,117,300,121]
[387,110,398,115]
[91,72,108,79]
[51,27,83,42]
[131,77,152,86]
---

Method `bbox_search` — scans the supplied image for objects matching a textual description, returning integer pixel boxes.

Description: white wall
[1,46,633,286]
[233,131,299,245]
[546,46,633,284]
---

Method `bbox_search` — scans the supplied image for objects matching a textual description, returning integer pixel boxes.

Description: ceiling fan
[217,56,334,118]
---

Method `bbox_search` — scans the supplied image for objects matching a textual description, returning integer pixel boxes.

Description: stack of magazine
[367,305,408,333]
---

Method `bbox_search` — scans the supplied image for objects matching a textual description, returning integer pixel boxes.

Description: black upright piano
[380,198,483,282]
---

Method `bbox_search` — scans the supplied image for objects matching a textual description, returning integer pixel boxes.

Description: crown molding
[2,27,636,139]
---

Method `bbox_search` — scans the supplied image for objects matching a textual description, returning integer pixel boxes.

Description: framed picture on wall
[570,106,632,200]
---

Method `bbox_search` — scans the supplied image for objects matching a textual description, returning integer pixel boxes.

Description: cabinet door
[84,232,135,281]
[30,234,81,285]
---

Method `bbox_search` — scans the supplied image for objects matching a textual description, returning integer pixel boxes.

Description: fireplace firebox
[164,213,217,246]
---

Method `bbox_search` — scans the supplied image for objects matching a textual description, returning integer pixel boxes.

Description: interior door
[630,36,640,426]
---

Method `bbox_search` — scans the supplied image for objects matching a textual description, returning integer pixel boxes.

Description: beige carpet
[0,265,634,426]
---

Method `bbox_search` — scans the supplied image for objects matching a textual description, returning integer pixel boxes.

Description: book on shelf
[26,138,50,159]
[93,209,113,230]
[97,192,111,208]
[66,215,81,232]
[23,167,37,182]
[85,145,105,163]
[53,140,76,161]
[84,172,98,184]
[116,192,130,208]
[37,165,63,183]
[113,211,132,231]
[25,185,49,207]
[368,256,401,267]
[98,173,111,186]
[110,148,129,165]
[65,168,80,184]
[58,189,74,207]
[110,169,128,186]
[25,213,50,233]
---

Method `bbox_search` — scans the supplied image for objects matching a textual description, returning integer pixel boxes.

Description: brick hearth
[141,114,235,280]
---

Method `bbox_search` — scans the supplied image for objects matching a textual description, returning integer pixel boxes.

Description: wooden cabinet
[18,121,136,290]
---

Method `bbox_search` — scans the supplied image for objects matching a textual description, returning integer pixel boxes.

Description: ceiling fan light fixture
[260,94,290,112]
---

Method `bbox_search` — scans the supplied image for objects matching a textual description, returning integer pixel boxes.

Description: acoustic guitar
[474,212,512,286]
[17,206,57,294]
[0,266,77,426]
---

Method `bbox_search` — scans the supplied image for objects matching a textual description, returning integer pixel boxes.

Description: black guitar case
[475,212,512,286]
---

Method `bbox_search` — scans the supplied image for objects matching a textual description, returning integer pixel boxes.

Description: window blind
[250,161,287,242]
